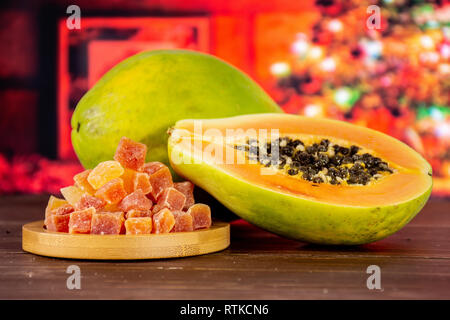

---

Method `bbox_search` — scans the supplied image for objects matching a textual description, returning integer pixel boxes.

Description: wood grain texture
[0,195,449,299]
[22,220,230,260]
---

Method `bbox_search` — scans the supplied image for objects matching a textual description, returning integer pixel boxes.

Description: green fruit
[168,114,432,245]
[71,50,282,170]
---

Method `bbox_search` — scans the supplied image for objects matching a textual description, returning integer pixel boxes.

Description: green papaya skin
[168,117,432,245]
[71,50,282,171]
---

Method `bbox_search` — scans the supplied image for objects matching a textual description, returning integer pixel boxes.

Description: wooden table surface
[1,195,449,300]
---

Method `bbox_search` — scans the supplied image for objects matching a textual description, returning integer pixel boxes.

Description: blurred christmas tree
[270,0,450,194]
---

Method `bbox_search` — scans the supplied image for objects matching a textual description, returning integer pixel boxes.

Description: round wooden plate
[22,220,230,260]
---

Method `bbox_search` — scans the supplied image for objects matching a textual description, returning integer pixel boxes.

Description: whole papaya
[71,50,281,171]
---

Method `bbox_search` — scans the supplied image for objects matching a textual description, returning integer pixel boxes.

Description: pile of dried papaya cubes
[44,137,211,235]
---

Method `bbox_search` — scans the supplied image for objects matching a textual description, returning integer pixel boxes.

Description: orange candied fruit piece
[60,185,85,206]
[73,169,96,194]
[44,196,68,225]
[151,204,163,215]
[152,208,175,234]
[121,168,137,194]
[87,160,124,190]
[148,166,173,201]
[126,209,152,219]
[103,203,121,212]
[46,214,71,233]
[134,172,151,195]
[156,187,186,212]
[120,168,152,194]
[174,181,195,210]
[125,217,153,235]
[69,207,95,234]
[114,137,147,171]
[95,178,127,205]
[90,212,125,235]
[45,203,74,232]
[187,204,212,230]
[143,162,165,176]
[121,168,152,195]
[76,194,106,211]
[172,211,194,233]
[118,190,153,212]
[51,204,75,216]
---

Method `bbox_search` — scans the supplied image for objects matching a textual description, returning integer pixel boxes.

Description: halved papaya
[168,113,432,245]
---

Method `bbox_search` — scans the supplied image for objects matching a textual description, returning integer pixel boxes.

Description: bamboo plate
[22,220,230,260]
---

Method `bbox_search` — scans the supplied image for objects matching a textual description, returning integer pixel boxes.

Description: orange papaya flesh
[168,114,432,245]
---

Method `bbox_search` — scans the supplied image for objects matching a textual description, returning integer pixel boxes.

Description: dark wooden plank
[0,195,449,299]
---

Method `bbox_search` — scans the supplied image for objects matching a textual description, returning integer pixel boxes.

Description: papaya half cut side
[168,113,432,245]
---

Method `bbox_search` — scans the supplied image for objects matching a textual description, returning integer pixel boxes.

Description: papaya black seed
[318,154,329,166]
[330,178,339,185]
[333,154,343,165]
[342,156,353,164]
[350,145,360,155]
[235,136,394,186]
[328,167,338,177]
[281,146,294,157]
[339,147,350,155]
[338,167,349,177]
[288,139,303,147]
[312,176,323,183]
[320,139,330,148]
[306,146,316,154]
[318,144,328,152]
[291,161,301,168]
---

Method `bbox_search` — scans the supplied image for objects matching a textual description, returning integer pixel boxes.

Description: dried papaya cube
[103,203,121,212]
[151,204,163,215]
[143,162,165,176]
[120,169,151,195]
[90,212,125,235]
[172,211,194,233]
[45,203,74,231]
[174,181,195,210]
[73,169,95,194]
[120,168,138,194]
[152,208,175,234]
[95,178,127,205]
[114,137,147,171]
[87,160,124,190]
[60,185,85,206]
[156,187,186,211]
[46,214,70,233]
[51,204,75,216]
[134,172,151,195]
[76,194,106,211]
[69,207,95,234]
[44,196,68,225]
[125,217,153,235]
[187,204,212,230]
[148,167,173,201]
[126,209,152,219]
[118,190,152,212]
